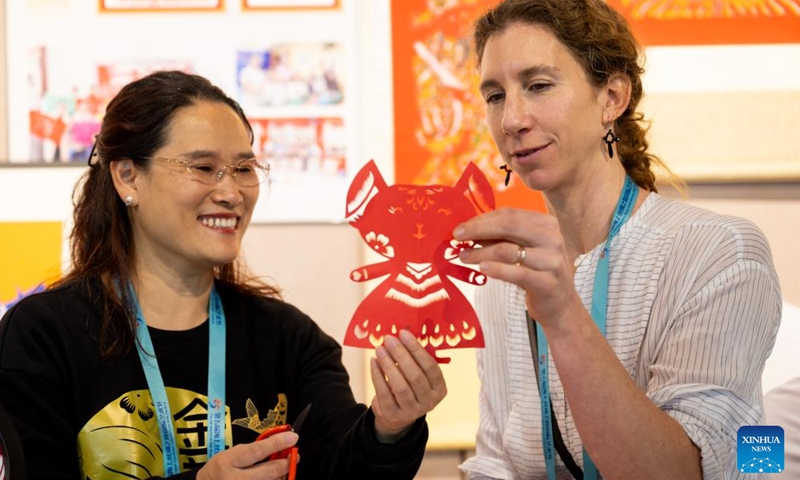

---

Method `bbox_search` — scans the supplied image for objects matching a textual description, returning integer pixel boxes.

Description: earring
[499,164,513,187]
[603,129,621,159]
[124,196,135,207]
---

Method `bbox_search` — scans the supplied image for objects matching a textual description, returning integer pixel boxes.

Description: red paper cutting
[344,160,495,363]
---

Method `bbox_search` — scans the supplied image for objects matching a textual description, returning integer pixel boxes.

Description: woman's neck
[545,164,636,263]
[130,257,215,331]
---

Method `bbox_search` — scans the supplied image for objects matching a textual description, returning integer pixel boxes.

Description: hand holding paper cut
[344,160,495,363]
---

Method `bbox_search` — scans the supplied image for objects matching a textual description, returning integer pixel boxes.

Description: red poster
[391,0,546,213]
[607,0,800,46]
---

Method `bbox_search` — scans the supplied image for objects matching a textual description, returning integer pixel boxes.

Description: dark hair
[57,70,280,359]
[474,0,680,192]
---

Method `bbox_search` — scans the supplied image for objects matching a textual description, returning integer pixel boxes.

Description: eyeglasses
[146,157,270,187]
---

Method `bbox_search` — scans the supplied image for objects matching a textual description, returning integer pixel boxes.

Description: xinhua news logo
[738,426,784,474]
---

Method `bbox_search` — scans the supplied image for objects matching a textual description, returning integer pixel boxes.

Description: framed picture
[99,0,224,12]
[235,43,344,108]
[248,116,350,222]
[242,0,339,11]
[251,116,346,179]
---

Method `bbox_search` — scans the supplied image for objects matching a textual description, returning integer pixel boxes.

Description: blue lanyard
[131,283,227,475]
[536,176,638,480]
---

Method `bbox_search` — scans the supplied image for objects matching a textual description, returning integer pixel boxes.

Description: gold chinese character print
[77,388,232,478]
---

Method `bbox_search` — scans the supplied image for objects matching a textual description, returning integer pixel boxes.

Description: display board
[3,0,358,223]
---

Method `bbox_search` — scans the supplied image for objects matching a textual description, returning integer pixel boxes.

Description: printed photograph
[236,43,344,107]
[25,45,193,164]
[250,117,346,181]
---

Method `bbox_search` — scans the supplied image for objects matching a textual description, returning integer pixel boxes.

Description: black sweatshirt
[0,280,427,479]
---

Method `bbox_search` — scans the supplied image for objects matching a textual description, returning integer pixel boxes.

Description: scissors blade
[292,403,312,434]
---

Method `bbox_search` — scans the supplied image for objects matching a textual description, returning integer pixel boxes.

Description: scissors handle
[268,446,293,462]
[255,404,310,474]
[256,424,292,442]
[256,424,297,463]
[288,447,299,480]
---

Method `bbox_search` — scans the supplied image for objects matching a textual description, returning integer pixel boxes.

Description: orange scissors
[256,403,312,480]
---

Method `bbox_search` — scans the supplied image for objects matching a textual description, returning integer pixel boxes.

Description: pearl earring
[124,196,135,207]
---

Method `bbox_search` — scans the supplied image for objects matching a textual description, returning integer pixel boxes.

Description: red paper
[344,160,495,363]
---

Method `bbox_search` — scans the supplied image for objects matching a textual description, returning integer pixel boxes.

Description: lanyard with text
[131,283,227,476]
[536,175,638,480]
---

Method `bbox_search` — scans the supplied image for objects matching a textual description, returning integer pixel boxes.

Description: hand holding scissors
[196,428,299,480]
[256,403,312,480]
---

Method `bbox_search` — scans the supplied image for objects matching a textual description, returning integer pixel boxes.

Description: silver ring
[515,245,527,266]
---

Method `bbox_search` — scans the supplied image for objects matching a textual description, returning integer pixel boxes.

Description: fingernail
[479,262,489,272]
[376,345,388,359]
[399,329,416,344]
[384,335,400,348]
[284,431,299,445]
[453,226,465,239]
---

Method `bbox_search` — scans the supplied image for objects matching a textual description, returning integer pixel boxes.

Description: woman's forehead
[161,102,251,152]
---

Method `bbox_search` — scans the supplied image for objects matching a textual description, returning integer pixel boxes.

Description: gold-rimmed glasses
[146,157,270,187]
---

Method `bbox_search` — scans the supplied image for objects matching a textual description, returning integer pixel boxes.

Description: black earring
[499,165,512,187]
[603,129,620,159]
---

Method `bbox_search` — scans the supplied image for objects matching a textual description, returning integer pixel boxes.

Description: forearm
[543,306,701,480]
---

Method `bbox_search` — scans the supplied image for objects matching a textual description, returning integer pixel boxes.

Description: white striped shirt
[460,193,782,480]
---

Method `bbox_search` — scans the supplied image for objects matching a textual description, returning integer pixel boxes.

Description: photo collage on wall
[5,0,352,223]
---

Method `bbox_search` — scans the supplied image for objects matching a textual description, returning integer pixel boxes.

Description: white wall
[0,6,6,157]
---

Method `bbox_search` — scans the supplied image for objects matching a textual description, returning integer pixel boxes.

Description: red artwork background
[607,0,800,46]
[391,0,547,215]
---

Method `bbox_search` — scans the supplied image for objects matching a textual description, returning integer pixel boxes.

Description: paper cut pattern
[344,160,495,363]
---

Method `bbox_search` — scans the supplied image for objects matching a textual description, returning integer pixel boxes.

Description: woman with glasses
[0,70,445,479]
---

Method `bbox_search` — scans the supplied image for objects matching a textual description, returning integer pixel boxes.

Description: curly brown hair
[474,0,680,192]
[58,70,280,359]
